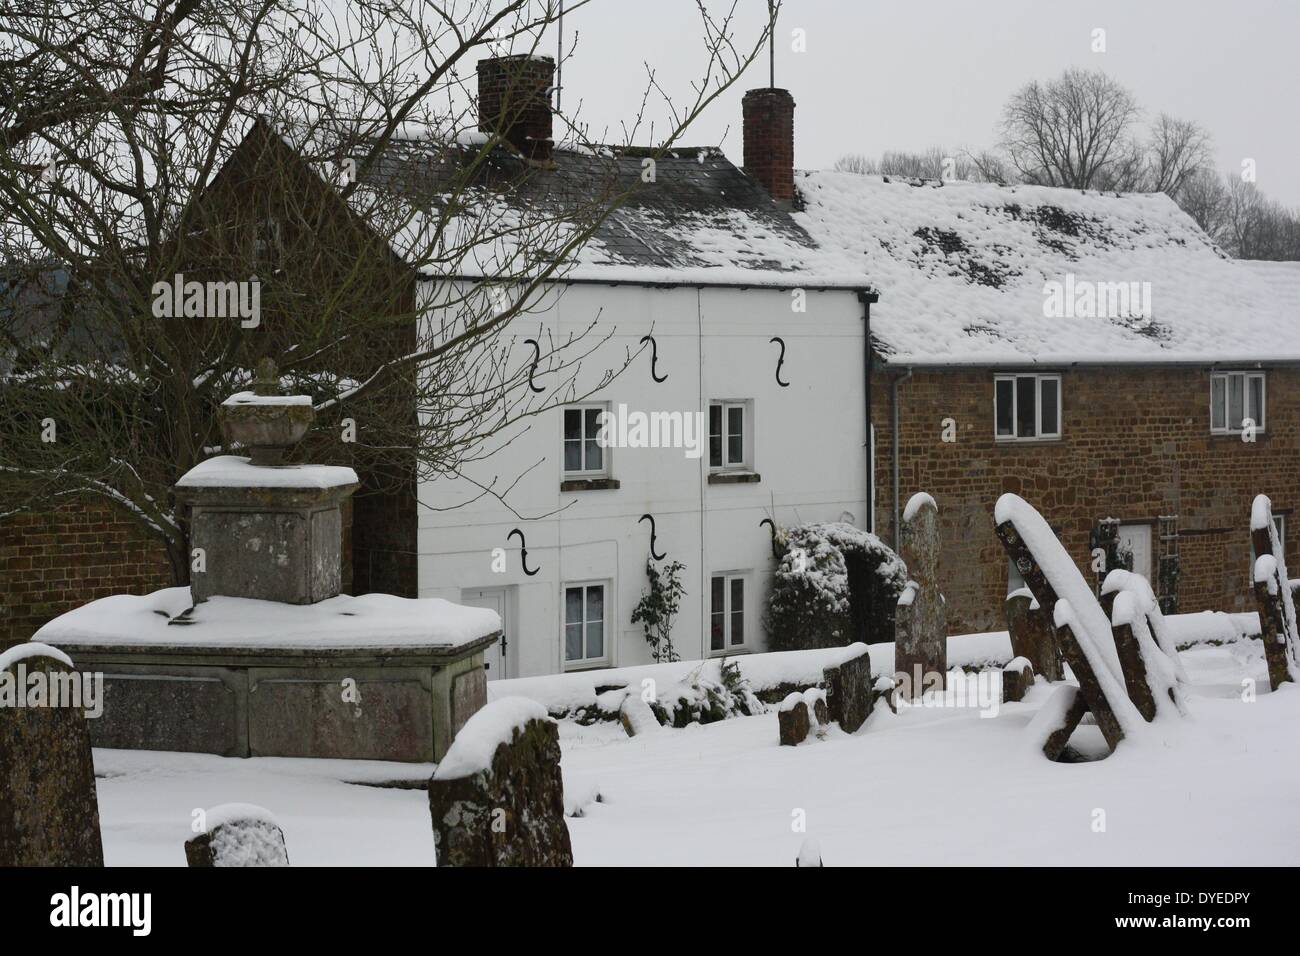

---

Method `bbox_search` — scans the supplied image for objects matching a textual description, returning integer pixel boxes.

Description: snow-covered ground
[94,637,1300,866]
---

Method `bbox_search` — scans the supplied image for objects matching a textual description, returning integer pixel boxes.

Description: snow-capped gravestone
[778,688,828,745]
[995,495,1160,759]
[36,362,501,762]
[0,643,104,866]
[427,697,573,867]
[822,642,872,733]
[1250,494,1300,691]
[185,803,289,867]
[1006,589,1061,681]
[1001,657,1034,703]
[894,493,946,699]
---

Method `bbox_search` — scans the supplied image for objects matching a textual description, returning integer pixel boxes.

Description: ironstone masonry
[872,365,1300,636]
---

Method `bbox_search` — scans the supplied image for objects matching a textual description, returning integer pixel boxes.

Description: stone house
[789,171,1300,635]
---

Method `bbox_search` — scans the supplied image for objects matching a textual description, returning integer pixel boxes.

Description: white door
[1118,524,1153,583]
[460,588,508,680]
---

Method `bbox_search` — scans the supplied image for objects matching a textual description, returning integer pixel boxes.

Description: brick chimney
[742,88,795,207]
[476,54,555,162]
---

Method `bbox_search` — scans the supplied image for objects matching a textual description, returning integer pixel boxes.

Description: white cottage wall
[416,280,865,677]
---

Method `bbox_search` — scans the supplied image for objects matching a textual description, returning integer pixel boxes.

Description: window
[994,374,1061,441]
[563,582,606,666]
[253,217,281,267]
[709,401,750,470]
[1211,371,1265,435]
[710,574,746,652]
[563,405,607,476]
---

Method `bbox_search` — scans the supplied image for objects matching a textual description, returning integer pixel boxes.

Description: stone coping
[50,631,501,668]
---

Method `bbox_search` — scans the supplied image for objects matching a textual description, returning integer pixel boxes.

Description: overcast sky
[552,0,1300,205]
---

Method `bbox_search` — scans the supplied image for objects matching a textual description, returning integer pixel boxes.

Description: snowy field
[94,638,1300,866]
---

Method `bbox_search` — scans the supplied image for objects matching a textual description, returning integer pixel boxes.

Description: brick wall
[871,364,1300,634]
[0,500,173,649]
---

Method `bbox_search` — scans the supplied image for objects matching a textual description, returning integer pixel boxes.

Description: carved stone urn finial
[219,358,315,466]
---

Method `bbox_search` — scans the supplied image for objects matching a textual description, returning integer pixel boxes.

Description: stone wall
[872,364,1300,634]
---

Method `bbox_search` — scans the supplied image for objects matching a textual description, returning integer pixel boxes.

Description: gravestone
[822,643,873,733]
[0,644,104,866]
[778,693,811,746]
[1002,657,1034,703]
[995,494,1152,759]
[428,698,573,867]
[778,688,828,745]
[185,804,289,866]
[1250,494,1300,691]
[1006,589,1062,681]
[895,494,947,699]
[619,694,662,737]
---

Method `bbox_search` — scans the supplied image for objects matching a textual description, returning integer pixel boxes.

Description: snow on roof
[793,172,1300,365]
[36,586,500,650]
[176,455,358,489]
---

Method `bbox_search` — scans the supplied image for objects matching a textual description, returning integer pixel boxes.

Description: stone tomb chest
[36,587,498,762]
[34,374,499,762]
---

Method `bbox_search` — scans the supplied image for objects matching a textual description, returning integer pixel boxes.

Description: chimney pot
[742,88,795,207]
[476,54,555,162]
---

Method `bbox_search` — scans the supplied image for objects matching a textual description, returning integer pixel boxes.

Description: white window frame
[1210,371,1266,435]
[708,572,748,654]
[562,580,609,669]
[561,403,610,478]
[994,373,1062,442]
[708,400,752,472]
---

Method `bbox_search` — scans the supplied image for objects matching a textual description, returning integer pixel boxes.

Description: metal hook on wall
[523,338,544,393]
[759,517,781,559]
[507,528,539,576]
[770,336,790,387]
[640,334,667,383]
[639,513,666,561]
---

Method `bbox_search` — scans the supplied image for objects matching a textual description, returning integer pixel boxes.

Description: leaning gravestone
[1006,589,1062,681]
[428,696,573,867]
[895,493,947,699]
[1250,494,1300,691]
[994,494,1151,759]
[0,643,103,866]
[185,803,289,866]
[822,643,873,733]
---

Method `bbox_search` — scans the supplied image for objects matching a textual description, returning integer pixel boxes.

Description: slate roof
[279,120,864,287]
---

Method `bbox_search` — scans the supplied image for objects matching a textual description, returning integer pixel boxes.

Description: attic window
[253,217,282,267]
[995,374,1061,441]
[1210,371,1265,435]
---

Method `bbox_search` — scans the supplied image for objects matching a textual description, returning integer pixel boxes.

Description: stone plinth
[175,456,359,605]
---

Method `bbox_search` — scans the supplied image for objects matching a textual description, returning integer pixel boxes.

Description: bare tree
[834,147,987,182]
[1143,113,1214,199]
[0,0,776,581]
[999,68,1141,189]
[1177,167,1230,241]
